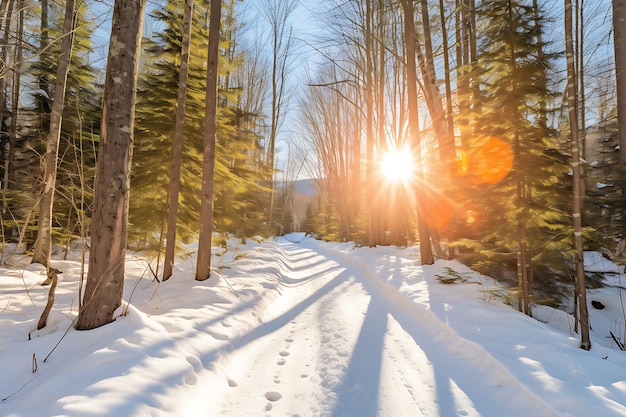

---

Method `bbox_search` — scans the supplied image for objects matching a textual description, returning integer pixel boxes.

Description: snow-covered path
[3,236,626,417]
[176,238,560,417]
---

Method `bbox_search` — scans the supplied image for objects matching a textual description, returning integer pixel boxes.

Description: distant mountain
[293,178,318,196]
[277,179,319,232]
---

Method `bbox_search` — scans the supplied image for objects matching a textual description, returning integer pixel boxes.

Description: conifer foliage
[452,0,574,313]
[0,0,622,330]
[131,1,269,261]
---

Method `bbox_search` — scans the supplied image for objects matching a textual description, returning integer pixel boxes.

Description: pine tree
[131,1,269,260]
[2,1,99,253]
[454,0,575,311]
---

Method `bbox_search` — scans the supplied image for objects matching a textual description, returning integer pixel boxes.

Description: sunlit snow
[1,235,626,416]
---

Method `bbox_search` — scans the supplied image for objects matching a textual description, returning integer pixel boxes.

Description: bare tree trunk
[8,0,21,190]
[76,0,145,330]
[32,0,77,267]
[365,0,378,247]
[376,0,386,244]
[37,267,60,329]
[565,0,591,350]
[0,0,13,217]
[613,0,626,167]
[401,0,434,265]
[456,0,471,149]
[439,0,454,133]
[163,0,193,281]
[263,0,295,232]
[195,0,221,282]
[417,0,455,164]
[0,0,10,135]
[577,0,586,159]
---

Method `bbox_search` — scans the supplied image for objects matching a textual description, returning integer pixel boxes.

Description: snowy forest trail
[177,237,561,417]
[4,236,626,416]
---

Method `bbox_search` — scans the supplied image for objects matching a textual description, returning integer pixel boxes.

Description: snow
[2,235,626,416]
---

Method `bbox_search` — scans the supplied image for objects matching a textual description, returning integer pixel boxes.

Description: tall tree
[417,0,455,163]
[401,0,434,265]
[32,0,77,267]
[76,0,145,330]
[8,0,22,196]
[261,0,295,231]
[565,0,591,350]
[439,0,454,132]
[132,0,264,252]
[195,0,221,282]
[612,0,626,167]
[0,0,13,190]
[455,0,572,313]
[364,0,379,247]
[301,67,362,242]
[162,0,193,281]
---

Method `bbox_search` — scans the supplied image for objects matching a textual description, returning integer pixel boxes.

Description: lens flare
[380,147,414,183]
[466,136,513,184]
[465,210,476,224]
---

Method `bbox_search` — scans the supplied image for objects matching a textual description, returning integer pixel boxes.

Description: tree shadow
[330,295,388,417]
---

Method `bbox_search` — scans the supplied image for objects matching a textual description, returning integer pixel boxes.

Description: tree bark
[418,0,455,164]
[365,0,378,247]
[401,0,434,265]
[263,0,295,232]
[8,0,21,191]
[0,0,13,217]
[439,0,454,133]
[195,0,221,281]
[76,0,145,330]
[613,0,626,167]
[163,0,193,281]
[37,268,60,330]
[565,0,591,350]
[32,0,77,267]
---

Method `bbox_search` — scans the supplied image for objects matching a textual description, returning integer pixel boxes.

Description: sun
[380,147,414,183]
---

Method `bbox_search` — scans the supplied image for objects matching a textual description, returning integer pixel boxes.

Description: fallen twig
[609,331,625,351]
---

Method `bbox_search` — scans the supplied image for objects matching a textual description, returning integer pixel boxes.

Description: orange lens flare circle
[466,136,513,184]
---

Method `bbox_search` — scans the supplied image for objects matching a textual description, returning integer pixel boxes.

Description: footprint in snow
[184,373,197,385]
[265,391,282,402]
[186,356,203,372]
[279,351,290,357]
[206,330,229,341]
